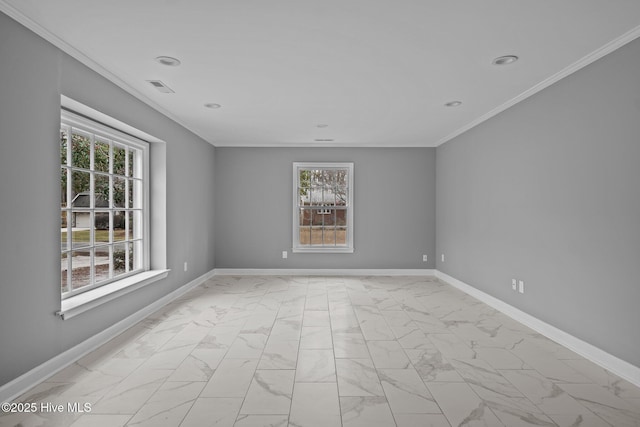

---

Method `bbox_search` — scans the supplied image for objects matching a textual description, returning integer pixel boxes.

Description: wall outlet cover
[423,254,428,262]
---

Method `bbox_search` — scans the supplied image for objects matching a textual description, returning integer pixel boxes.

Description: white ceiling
[3,1,640,147]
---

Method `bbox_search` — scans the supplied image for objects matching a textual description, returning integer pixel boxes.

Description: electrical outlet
[518,280,525,294]
[282,251,288,259]
[441,254,445,262]
[512,279,517,290]
[422,254,428,262]
[184,262,188,272]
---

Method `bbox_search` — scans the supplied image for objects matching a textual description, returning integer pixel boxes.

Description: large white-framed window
[60,110,149,299]
[293,162,354,253]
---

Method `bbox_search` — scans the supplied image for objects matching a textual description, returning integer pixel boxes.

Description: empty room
[1,1,639,426]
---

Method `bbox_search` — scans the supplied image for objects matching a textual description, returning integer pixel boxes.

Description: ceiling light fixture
[204,103,221,109]
[444,101,462,107]
[492,55,519,65]
[155,56,181,66]
[316,124,329,128]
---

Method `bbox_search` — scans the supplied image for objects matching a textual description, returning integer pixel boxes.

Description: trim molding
[435,23,640,147]
[214,268,435,276]
[3,267,638,402]
[0,1,210,146]
[0,268,215,404]
[435,270,640,388]
[3,1,640,149]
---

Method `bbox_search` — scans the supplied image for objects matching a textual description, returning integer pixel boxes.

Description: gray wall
[436,38,640,367]
[215,147,436,269]
[0,12,216,386]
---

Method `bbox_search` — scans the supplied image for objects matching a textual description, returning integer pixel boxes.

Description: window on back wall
[60,110,149,298]
[293,162,354,253]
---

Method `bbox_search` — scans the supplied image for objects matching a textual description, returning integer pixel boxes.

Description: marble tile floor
[2,275,640,427]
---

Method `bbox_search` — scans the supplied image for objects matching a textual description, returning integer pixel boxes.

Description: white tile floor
[2,275,640,427]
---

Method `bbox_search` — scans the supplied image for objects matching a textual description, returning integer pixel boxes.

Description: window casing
[60,110,149,299]
[293,162,354,253]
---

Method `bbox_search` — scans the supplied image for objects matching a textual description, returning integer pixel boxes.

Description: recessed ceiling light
[492,55,519,65]
[444,101,462,107]
[316,124,329,128]
[155,56,181,66]
[204,103,221,109]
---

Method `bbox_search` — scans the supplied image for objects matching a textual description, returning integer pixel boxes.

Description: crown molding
[3,2,640,149]
[0,1,213,146]
[436,24,640,147]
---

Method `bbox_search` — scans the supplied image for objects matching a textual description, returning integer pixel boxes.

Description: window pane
[323,227,336,245]
[114,211,126,241]
[298,188,309,206]
[125,211,132,241]
[95,245,110,283]
[71,170,90,206]
[299,226,311,245]
[61,211,69,251]
[322,188,336,206]
[336,168,349,184]
[299,208,311,226]
[336,208,347,226]
[311,227,323,245]
[71,133,91,169]
[309,187,323,206]
[71,217,91,248]
[113,144,126,176]
[61,252,69,294]
[113,242,127,277]
[60,130,68,166]
[94,139,110,173]
[113,177,126,208]
[95,173,110,208]
[60,167,68,208]
[323,209,336,226]
[128,148,137,178]
[335,187,348,206]
[299,169,311,188]
[322,169,335,187]
[94,211,110,242]
[114,242,135,275]
[336,227,347,245]
[126,179,133,208]
[71,249,92,290]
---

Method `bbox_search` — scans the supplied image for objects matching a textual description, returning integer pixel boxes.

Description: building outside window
[293,162,354,253]
[60,110,148,298]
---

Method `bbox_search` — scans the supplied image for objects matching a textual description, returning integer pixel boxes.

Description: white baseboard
[5,267,637,403]
[0,268,216,404]
[214,268,435,276]
[435,270,640,388]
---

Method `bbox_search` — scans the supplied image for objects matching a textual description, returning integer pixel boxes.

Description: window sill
[292,247,354,254]
[57,269,170,320]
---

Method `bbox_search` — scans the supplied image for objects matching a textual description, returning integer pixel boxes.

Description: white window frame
[60,110,150,299]
[292,162,354,253]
